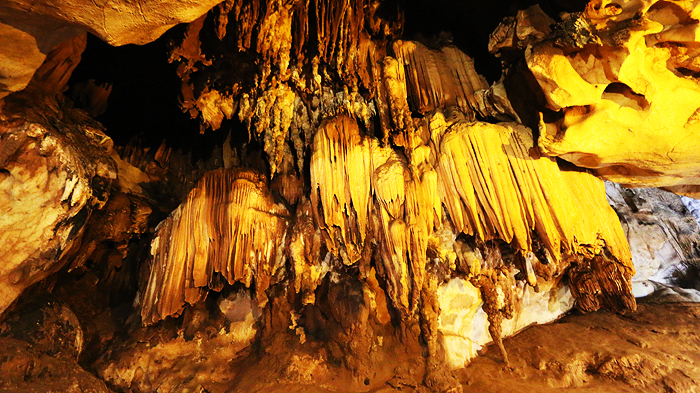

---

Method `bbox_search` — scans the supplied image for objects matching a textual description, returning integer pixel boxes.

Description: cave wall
[2,0,700,392]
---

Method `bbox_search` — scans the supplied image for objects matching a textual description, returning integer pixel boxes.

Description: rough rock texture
[94,299,700,393]
[606,182,700,296]
[438,276,574,369]
[4,0,700,392]
[0,337,111,392]
[141,168,289,324]
[113,1,644,388]
[492,1,700,191]
[459,301,700,392]
[0,95,117,316]
[681,195,700,227]
[1,295,85,361]
[99,297,258,392]
[0,0,222,98]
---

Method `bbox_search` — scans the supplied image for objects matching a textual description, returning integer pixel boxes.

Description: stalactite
[307,110,633,328]
[310,114,441,316]
[141,168,289,324]
[9,1,692,391]
[393,40,487,120]
[432,116,631,264]
[289,199,325,305]
[309,114,372,265]
[314,0,366,83]
[250,82,296,175]
[256,0,295,77]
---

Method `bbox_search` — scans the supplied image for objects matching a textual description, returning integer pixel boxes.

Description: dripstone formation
[2,1,700,392]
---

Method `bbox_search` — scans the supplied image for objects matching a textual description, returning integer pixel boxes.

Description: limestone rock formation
[141,168,289,324]
[0,95,117,316]
[438,276,575,369]
[0,337,111,392]
[493,1,700,192]
[606,182,700,296]
[0,0,222,98]
[3,0,700,392]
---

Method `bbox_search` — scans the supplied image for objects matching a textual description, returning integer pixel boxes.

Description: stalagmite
[141,168,289,324]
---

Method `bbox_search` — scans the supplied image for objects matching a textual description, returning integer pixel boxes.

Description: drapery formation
[10,2,700,389]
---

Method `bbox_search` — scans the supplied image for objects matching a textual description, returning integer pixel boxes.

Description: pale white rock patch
[438,277,574,369]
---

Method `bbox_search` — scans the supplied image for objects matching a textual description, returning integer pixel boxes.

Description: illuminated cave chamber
[2,0,700,392]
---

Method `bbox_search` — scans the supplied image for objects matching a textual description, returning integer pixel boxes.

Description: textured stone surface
[0,97,116,316]
[141,168,289,324]
[514,0,700,189]
[1,295,84,360]
[606,182,700,295]
[459,302,700,392]
[438,277,574,369]
[0,0,222,98]
[0,337,111,392]
[6,1,700,391]
[98,300,257,393]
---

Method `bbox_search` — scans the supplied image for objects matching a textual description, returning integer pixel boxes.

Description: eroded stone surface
[99,300,258,393]
[6,1,700,392]
[0,0,222,98]
[459,302,700,392]
[141,168,289,324]
[0,97,116,316]
[495,0,700,189]
[0,337,111,392]
[438,276,574,369]
[606,182,700,294]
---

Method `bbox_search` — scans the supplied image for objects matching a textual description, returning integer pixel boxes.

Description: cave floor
[249,300,700,393]
[2,299,699,392]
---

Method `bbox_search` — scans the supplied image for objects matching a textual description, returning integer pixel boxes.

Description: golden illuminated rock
[0,98,116,316]
[308,111,634,329]
[512,0,700,190]
[1,0,222,46]
[392,40,488,119]
[434,116,631,265]
[141,168,289,324]
[0,0,221,99]
[0,19,81,100]
[289,199,325,305]
[310,115,372,265]
[5,0,692,390]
